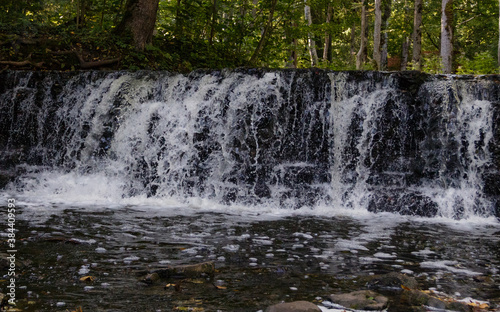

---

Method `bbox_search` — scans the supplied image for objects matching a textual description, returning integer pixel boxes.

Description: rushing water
[1,70,499,218]
[1,70,500,311]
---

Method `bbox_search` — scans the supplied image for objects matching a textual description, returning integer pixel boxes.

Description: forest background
[0,0,499,74]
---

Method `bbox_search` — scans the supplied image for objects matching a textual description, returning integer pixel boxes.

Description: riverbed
[2,204,499,311]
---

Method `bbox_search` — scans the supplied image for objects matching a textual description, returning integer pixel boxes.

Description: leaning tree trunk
[412,0,423,70]
[249,0,278,65]
[114,0,160,50]
[356,0,368,70]
[373,0,382,70]
[305,1,319,66]
[441,0,453,74]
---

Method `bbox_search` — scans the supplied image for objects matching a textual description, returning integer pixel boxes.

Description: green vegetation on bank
[0,0,499,73]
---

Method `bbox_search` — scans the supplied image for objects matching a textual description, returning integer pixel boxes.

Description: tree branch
[51,50,121,69]
[0,54,44,68]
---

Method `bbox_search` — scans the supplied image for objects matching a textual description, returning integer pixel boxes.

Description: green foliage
[421,54,442,74]
[1,0,499,73]
[456,52,498,75]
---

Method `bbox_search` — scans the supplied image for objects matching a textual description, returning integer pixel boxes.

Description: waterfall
[0,70,498,219]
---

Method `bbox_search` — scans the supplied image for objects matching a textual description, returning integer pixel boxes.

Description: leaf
[79,276,95,282]
[466,302,489,309]
[401,285,412,291]
[215,285,226,290]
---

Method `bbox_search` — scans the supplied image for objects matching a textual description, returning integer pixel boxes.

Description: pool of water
[2,205,500,311]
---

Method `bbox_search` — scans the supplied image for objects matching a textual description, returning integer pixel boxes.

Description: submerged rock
[142,261,215,282]
[265,301,321,312]
[329,290,388,310]
[366,272,419,291]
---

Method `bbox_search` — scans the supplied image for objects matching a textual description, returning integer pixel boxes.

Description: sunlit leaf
[79,276,95,282]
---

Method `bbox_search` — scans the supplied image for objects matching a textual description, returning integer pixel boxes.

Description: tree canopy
[0,0,498,73]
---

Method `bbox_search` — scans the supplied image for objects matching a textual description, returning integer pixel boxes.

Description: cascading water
[0,69,499,219]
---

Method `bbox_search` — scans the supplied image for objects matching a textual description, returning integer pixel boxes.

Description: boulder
[329,290,388,310]
[265,301,321,312]
[400,289,472,312]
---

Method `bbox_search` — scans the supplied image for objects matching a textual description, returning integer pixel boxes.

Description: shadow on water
[2,206,499,311]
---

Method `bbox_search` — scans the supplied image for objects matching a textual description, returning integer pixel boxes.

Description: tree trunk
[249,0,278,65]
[350,20,356,65]
[401,37,410,70]
[286,21,298,68]
[208,0,217,46]
[400,0,412,70]
[380,0,392,70]
[441,0,453,74]
[76,0,81,28]
[114,0,160,50]
[76,0,87,28]
[323,4,333,62]
[356,1,368,70]
[305,1,319,66]
[412,0,423,70]
[373,0,382,70]
[174,0,182,38]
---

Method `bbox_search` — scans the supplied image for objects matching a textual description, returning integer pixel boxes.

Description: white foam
[420,260,482,276]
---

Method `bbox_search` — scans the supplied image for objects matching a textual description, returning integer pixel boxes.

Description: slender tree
[208,0,217,47]
[441,0,453,73]
[305,0,319,66]
[373,0,382,70]
[412,0,423,70]
[286,20,299,68]
[380,0,392,70]
[174,0,182,38]
[356,0,368,70]
[114,0,160,50]
[351,20,356,65]
[323,3,333,62]
[400,0,412,70]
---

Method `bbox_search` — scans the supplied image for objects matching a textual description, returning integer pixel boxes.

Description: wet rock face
[368,191,439,217]
[0,70,499,218]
